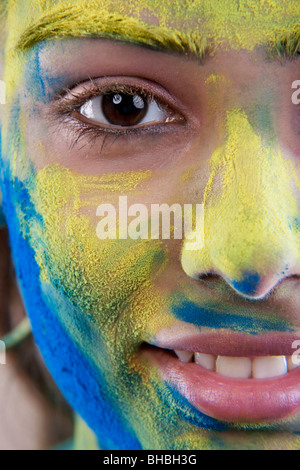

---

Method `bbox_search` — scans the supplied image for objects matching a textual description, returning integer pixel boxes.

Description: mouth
[141,330,300,423]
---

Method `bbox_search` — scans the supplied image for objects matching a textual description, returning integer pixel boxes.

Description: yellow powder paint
[35,163,153,209]
[205,74,229,86]
[2,0,300,449]
[205,73,232,115]
[25,164,184,448]
[182,108,300,282]
[120,361,218,450]
[26,164,173,346]
[72,415,99,450]
[7,0,300,52]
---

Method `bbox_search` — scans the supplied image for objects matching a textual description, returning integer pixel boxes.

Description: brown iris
[102,92,148,126]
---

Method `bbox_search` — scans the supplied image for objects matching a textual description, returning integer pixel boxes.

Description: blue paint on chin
[231,271,261,297]
[158,383,228,433]
[172,298,292,335]
[0,170,142,450]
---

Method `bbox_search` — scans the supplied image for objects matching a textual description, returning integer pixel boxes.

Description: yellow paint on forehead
[4,0,300,51]
[3,0,300,100]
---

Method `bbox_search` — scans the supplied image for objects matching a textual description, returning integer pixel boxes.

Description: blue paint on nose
[231,271,260,297]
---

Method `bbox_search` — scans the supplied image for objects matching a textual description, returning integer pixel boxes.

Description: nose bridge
[181,108,300,297]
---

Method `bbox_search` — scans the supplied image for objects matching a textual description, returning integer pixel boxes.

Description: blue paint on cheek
[0,170,142,450]
[231,271,261,297]
[172,299,292,334]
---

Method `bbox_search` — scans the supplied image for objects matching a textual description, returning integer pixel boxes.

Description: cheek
[1,159,186,449]
[28,164,173,355]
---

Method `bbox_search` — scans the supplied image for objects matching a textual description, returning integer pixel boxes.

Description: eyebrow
[15,6,208,60]
[273,26,300,59]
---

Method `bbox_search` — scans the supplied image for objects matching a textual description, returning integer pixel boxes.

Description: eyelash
[50,78,184,145]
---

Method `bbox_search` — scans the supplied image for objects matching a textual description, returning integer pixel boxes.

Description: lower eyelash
[61,116,120,153]
[54,114,169,159]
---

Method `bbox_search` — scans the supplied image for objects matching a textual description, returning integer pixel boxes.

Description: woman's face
[1,0,300,449]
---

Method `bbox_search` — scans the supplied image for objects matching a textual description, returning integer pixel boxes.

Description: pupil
[102,92,148,126]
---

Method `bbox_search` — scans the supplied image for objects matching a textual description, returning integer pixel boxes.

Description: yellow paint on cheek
[205,74,228,86]
[182,108,300,282]
[12,162,185,449]
[26,164,173,351]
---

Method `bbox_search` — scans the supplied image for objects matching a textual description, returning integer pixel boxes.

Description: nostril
[197,272,217,281]
[196,270,265,300]
[196,272,222,283]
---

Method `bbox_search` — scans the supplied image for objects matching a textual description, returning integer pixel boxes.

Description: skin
[1,0,300,449]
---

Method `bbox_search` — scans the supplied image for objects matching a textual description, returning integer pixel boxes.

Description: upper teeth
[174,350,300,379]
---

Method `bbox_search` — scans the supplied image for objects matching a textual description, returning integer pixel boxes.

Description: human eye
[80,90,169,128]
[51,77,185,137]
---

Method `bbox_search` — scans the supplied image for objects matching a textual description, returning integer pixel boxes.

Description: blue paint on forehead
[24,43,69,103]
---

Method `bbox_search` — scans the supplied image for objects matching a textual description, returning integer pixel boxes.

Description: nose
[181,109,300,299]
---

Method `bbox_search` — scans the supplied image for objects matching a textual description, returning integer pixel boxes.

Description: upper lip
[150,276,300,357]
[149,328,300,357]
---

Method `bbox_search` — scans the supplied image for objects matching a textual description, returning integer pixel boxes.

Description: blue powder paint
[0,167,142,450]
[156,382,228,433]
[172,298,292,335]
[231,271,261,297]
[0,203,6,228]
[23,45,47,101]
[0,131,6,227]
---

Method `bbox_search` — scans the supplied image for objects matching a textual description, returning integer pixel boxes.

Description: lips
[141,330,300,423]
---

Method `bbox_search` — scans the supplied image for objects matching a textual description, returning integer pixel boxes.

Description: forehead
[5,0,300,52]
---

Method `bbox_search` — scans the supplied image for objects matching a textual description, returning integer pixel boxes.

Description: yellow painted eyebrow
[274,26,300,59]
[13,4,300,61]
[15,6,208,59]
[5,0,300,59]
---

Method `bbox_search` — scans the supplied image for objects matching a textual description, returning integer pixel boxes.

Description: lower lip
[141,346,300,423]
